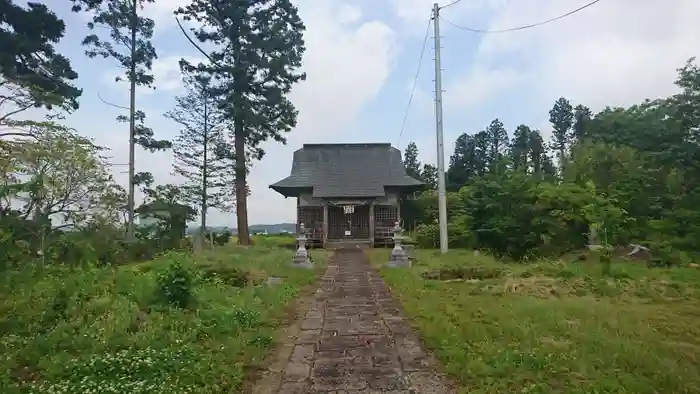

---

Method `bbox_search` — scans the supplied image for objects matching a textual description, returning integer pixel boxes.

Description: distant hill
[186,223,296,235]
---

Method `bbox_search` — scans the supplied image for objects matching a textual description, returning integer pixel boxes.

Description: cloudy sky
[50,0,699,226]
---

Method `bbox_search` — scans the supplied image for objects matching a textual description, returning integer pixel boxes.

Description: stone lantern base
[291,249,313,269]
[386,248,410,267]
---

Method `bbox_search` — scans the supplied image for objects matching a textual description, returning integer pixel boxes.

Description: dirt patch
[421,266,503,281]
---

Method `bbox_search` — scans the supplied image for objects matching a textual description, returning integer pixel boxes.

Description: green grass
[0,241,328,393]
[370,248,700,394]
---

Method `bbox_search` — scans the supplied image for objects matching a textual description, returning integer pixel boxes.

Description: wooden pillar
[296,197,300,233]
[396,198,401,223]
[322,201,329,247]
[369,201,375,247]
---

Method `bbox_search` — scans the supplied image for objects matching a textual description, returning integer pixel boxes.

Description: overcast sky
[49,0,700,226]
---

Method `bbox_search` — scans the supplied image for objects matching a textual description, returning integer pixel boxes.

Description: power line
[439,0,464,10]
[441,0,602,33]
[397,15,432,148]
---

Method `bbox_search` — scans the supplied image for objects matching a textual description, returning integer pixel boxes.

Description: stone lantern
[386,221,409,267]
[292,223,313,268]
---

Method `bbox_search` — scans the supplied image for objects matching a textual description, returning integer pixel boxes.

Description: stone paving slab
[263,249,455,393]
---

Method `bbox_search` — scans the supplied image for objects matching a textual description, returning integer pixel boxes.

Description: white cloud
[444,66,525,108]
[443,0,700,114]
[142,0,192,31]
[100,55,205,97]
[391,0,505,26]
[245,0,398,225]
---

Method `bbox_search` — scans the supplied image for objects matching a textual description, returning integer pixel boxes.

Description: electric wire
[441,0,602,33]
[439,0,465,10]
[397,15,432,148]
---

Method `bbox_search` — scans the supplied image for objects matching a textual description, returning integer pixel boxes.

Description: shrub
[155,259,194,308]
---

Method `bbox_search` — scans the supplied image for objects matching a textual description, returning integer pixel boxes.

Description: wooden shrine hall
[269,143,424,248]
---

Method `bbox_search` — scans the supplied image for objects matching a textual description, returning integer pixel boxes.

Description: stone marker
[291,223,313,269]
[386,221,410,268]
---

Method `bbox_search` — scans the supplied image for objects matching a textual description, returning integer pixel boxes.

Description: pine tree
[165,74,233,240]
[447,133,479,190]
[549,97,574,170]
[76,0,170,238]
[421,164,438,190]
[510,125,532,171]
[175,0,306,245]
[573,104,593,144]
[485,118,509,173]
[0,1,82,136]
[403,142,422,179]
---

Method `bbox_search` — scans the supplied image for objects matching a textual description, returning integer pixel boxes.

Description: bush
[414,223,439,248]
[155,258,194,308]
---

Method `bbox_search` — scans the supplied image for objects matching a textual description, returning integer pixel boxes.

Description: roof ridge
[302,143,391,148]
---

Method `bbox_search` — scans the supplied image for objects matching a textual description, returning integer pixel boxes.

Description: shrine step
[325,239,372,250]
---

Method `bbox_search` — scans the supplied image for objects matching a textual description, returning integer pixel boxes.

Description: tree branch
[175,16,219,66]
[97,92,129,110]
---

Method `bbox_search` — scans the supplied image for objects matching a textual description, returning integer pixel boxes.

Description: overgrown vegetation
[0,242,327,393]
[403,57,700,265]
[0,1,310,390]
[373,248,700,394]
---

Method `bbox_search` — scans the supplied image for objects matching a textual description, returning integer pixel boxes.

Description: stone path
[262,249,454,393]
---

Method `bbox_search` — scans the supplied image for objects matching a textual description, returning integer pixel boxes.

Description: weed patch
[372,248,700,394]
[421,266,502,281]
[0,244,328,393]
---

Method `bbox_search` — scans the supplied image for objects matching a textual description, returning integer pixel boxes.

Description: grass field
[371,248,700,394]
[0,239,327,393]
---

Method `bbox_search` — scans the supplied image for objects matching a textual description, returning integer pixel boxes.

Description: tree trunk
[201,86,208,248]
[234,118,250,245]
[126,0,138,240]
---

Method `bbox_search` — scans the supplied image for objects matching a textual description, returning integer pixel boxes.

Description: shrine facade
[269,143,424,248]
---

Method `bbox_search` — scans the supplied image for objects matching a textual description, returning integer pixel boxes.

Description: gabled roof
[270,143,424,198]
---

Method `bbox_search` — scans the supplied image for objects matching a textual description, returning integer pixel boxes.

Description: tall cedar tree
[0,1,82,135]
[421,164,438,190]
[175,0,306,245]
[77,0,171,239]
[572,104,593,144]
[510,125,531,171]
[549,97,574,171]
[165,74,233,238]
[485,118,509,173]
[403,142,421,180]
[447,133,478,190]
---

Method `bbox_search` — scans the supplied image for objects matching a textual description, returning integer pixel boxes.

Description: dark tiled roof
[270,143,424,198]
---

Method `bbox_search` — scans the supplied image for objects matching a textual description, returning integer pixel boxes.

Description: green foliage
[155,259,194,309]
[80,0,157,87]
[374,248,700,393]
[0,1,81,117]
[403,57,700,265]
[549,96,574,165]
[0,244,326,392]
[403,142,421,180]
[26,347,200,393]
[116,110,172,152]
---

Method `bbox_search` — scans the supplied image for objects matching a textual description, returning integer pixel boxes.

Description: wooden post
[369,201,375,247]
[396,199,401,224]
[322,201,329,247]
[296,196,300,233]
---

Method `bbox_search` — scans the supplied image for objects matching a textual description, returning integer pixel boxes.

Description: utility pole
[432,3,448,254]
